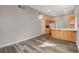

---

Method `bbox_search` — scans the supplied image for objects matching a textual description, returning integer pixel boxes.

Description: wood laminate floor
[0,35,78,53]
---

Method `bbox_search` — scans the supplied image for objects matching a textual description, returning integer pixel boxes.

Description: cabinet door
[53,30,59,39]
[69,16,75,25]
[51,30,62,39]
[51,30,56,38]
[62,31,68,41]
[56,31,62,39]
[45,28,50,34]
[67,31,76,42]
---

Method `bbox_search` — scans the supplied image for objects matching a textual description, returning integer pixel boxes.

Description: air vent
[18,5,26,10]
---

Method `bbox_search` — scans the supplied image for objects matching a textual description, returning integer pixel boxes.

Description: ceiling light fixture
[38,7,44,19]
[38,14,44,19]
[48,9,52,12]
[54,15,56,16]
[64,10,68,11]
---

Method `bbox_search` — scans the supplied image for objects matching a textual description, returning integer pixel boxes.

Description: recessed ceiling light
[64,10,68,11]
[38,14,44,19]
[48,9,52,12]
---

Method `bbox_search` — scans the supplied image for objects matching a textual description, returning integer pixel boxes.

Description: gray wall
[0,6,42,47]
[54,14,74,29]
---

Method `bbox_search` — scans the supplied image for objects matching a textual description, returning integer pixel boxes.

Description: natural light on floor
[38,42,57,47]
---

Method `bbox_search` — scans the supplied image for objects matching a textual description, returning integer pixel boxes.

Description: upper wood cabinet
[45,18,55,26]
[69,15,75,25]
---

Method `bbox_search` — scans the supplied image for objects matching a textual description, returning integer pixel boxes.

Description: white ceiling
[28,5,75,17]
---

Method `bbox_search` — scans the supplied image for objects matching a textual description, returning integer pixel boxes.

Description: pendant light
[38,7,44,19]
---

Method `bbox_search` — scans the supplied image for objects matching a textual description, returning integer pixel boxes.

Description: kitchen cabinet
[45,28,50,34]
[69,16,75,25]
[68,15,76,28]
[51,30,62,39]
[45,18,55,35]
[67,31,76,42]
[44,17,76,42]
[51,30,76,42]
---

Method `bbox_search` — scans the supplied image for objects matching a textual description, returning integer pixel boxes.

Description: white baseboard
[0,34,43,48]
[77,46,79,51]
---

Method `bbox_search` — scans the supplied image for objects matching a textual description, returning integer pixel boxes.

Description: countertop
[51,29,79,31]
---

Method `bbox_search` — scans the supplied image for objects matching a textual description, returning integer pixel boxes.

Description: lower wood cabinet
[66,31,76,42]
[51,30,62,39]
[45,28,51,35]
[51,30,76,42]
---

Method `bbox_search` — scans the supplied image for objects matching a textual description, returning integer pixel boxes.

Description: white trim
[77,47,79,51]
[0,34,42,48]
[75,16,77,29]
